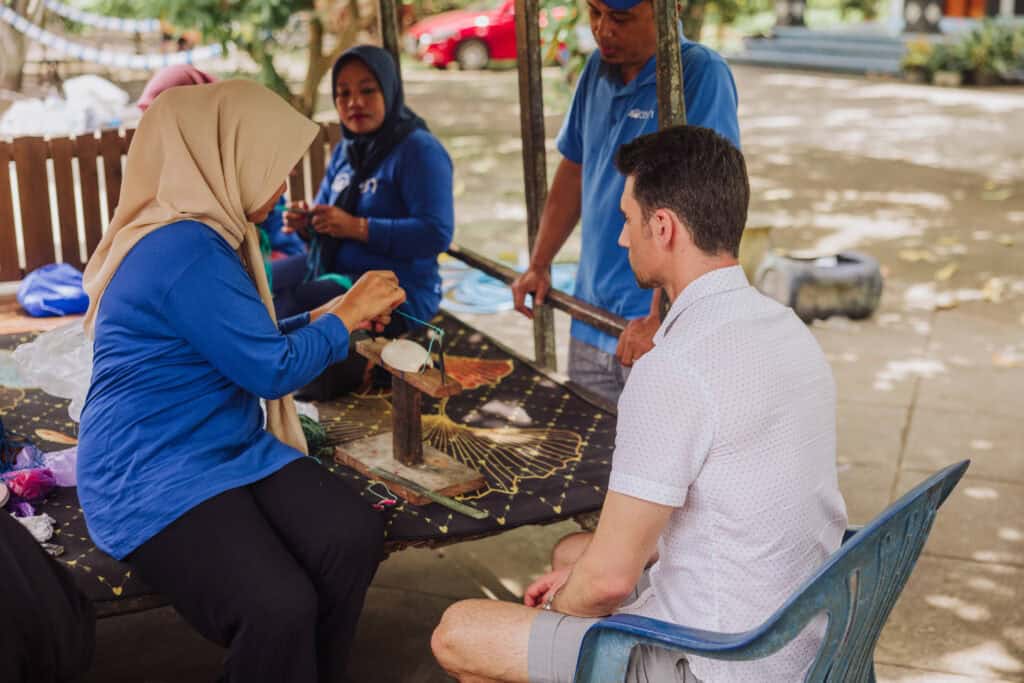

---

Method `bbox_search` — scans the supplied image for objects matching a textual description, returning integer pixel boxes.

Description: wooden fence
[0,122,342,283]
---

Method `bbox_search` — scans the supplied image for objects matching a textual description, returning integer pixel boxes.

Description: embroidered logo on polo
[331,173,379,196]
[627,108,655,120]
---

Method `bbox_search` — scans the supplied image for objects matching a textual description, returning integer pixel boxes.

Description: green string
[392,310,444,358]
[392,309,443,336]
[299,414,331,460]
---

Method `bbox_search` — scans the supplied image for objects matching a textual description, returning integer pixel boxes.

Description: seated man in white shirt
[430,125,848,683]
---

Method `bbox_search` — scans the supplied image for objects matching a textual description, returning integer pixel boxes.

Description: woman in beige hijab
[77,79,404,683]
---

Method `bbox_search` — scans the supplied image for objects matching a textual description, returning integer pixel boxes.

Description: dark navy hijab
[306,46,428,279]
[331,45,429,214]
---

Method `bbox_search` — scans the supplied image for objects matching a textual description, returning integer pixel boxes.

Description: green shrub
[900,38,934,71]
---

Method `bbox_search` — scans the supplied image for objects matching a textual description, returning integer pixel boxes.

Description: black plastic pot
[754,251,884,324]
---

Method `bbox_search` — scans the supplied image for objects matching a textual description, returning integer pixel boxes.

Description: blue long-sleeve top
[314,128,454,324]
[260,196,307,256]
[78,221,351,559]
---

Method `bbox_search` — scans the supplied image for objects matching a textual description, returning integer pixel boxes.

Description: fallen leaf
[997,235,1015,247]
[934,263,958,282]
[34,429,77,445]
[982,188,1013,201]
[899,249,937,263]
[993,349,1024,368]
[982,278,1007,303]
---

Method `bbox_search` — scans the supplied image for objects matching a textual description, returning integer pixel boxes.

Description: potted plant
[961,21,1001,86]
[901,39,934,84]
[928,42,967,87]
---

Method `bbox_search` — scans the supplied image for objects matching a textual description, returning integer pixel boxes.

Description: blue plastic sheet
[440,261,576,315]
[17,264,90,317]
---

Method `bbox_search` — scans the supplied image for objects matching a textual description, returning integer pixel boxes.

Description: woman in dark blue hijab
[272,45,455,398]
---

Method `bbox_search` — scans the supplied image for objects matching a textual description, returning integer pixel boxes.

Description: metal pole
[514,0,557,371]
[653,0,686,128]
[448,244,628,338]
[378,0,402,70]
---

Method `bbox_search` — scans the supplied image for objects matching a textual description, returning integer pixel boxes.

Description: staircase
[727,25,918,75]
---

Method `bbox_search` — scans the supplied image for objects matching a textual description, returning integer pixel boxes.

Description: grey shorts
[527,576,701,683]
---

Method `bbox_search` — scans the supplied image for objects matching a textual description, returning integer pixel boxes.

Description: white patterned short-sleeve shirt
[609,266,848,682]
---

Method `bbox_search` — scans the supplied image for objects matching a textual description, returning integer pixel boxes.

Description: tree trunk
[245,40,297,106]
[298,0,375,118]
[680,0,707,41]
[0,0,45,93]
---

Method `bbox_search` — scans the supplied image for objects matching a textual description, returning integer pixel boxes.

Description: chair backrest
[744,460,969,681]
[0,123,341,284]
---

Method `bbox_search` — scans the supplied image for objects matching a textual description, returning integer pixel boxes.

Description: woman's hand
[330,271,405,333]
[283,201,311,240]
[310,205,369,242]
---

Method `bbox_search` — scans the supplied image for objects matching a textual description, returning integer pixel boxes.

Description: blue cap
[601,0,645,10]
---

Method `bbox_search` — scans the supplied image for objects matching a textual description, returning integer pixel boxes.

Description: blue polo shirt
[556,38,740,354]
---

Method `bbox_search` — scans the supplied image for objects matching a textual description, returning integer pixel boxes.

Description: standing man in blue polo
[511,0,740,403]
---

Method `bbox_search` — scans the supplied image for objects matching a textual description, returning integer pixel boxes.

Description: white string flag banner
[0,6,222,69]
[42,0,161,33]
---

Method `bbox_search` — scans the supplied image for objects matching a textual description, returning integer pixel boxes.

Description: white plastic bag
[12,321,93,422]
[62,75,132,129]
[42,447,78,487]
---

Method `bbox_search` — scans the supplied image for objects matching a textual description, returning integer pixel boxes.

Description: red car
[404,0,567,70]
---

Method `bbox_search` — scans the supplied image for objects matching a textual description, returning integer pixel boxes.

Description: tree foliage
[83,0,376,115]
[0,0,47,92]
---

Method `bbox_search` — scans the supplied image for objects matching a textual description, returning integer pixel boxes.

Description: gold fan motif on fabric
[320,394,392,444]
[0,387,25,415]
[422,400,583,499]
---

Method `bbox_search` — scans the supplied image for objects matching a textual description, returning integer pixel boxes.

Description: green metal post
[514,0,557,371]
[653,0,686,128]
[653,0,685,317]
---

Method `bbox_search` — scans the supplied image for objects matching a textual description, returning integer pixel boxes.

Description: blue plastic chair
[573,460,970,683]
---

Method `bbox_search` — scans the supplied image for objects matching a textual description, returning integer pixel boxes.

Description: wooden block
[0,142,21,281]
[335,433,485,505]
[49,137,83,267]
[308,126,326,194]
[74,133,104,256]
[356,338,462,398]
[13,136,56,272]
[98,129,123,221]
[325,122,342,150]
[391,378,423,466]
[288,157,306,204]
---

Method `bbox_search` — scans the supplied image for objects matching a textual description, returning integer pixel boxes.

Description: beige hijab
[82,79,320,455]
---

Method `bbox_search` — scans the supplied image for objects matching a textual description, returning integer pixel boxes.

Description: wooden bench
[0,122,342,283]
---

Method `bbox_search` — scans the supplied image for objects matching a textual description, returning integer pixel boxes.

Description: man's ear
[653,209,675,250]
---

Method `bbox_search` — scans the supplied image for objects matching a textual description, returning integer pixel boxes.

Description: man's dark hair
[614,125,749,257]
